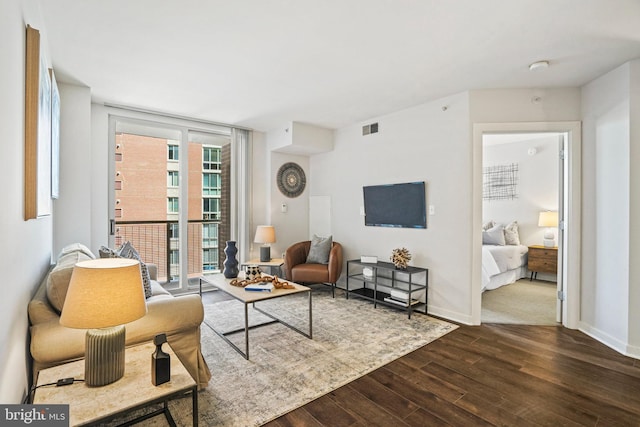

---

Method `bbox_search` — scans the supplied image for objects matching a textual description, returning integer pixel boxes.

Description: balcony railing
[115,220,221,284]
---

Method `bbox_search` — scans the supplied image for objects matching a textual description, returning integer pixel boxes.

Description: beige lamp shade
[60,258,147,329]
[538,211,559,227]
[254,225,276,244]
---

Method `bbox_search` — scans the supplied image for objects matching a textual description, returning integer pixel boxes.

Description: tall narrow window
[203,173,220,196]
[188,132,230,278]
[168,197,179,213]
[168,144,179,161]
[167,171,179,187]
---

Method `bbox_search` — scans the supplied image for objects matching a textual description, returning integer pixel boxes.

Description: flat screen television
[363,181,427,229]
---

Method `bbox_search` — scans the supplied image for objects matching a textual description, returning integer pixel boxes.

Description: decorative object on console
[277,162,306,198]
[223,241,239,278]
[538,211,558,247]
[254,226,276,262]
[360,255,378,263]
[152,333,170,386]
[390,247,412,270]
[59,258,147,387]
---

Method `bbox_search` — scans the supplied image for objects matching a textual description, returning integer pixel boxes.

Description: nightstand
[528,245,558,280]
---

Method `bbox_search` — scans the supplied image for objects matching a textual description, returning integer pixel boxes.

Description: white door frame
[471,121,581,328]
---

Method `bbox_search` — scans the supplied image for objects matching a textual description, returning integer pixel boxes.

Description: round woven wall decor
[277,162,306,198]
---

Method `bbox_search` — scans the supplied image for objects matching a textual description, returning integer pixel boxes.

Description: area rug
[116,289,456,426]
[482,279,557,325]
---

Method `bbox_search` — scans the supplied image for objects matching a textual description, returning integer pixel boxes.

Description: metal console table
[345,259,428,319]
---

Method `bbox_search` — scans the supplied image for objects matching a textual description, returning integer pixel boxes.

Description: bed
[482,244,528,292]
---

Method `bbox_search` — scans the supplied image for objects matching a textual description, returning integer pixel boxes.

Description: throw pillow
[306,234,333,264]
[482,224,505,246]
[98,245,119,259]
[57,243,96,260]
[504,221,521,245]
[100,242,152,299]
[46,249,94,313]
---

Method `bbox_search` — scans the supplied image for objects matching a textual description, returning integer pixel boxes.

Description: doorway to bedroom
[480,132,562,325]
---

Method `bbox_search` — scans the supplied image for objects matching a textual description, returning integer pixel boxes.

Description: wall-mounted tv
[363,181,427,229]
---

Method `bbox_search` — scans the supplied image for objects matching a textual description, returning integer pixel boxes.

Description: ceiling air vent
[362,122,379,136]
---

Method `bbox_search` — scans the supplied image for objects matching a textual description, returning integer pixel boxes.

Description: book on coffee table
[244,283,274,292]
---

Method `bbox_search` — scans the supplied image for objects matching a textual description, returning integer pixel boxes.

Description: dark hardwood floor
[264,324,640,426]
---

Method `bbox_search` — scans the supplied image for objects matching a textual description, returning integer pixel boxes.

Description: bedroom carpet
[482,279,558,325]
[108,288,456,426]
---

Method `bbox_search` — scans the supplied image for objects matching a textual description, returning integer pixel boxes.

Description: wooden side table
[241,258,285,276]
[528,245,558,281]
[33,341,197,426]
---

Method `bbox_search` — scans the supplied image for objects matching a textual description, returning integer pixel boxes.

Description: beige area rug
[482,279,558,325]
[115,288,456,426]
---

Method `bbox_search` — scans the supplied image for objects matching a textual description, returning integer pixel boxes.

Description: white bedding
[482,244,528,291]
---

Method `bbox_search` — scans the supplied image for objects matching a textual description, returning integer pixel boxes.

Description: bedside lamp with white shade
[60,258,147,386]
[254,225,276,262]
[538,211,559,248]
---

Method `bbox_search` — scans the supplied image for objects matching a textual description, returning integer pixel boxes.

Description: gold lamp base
[85,325,126,387]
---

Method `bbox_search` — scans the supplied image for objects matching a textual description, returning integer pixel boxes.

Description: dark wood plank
[267,324,640,426]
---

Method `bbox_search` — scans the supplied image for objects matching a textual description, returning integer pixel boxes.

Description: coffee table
[33,341,197,426]
[199,274,312,360]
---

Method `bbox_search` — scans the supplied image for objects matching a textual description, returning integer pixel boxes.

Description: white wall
[269,152,310,259]
[483,135,560,247]
[310,92,473,323]
[0,0,54,403]
[306,88,582,325]
[581,60,640,356]
[629,60,640,351]
[53,83,92,254]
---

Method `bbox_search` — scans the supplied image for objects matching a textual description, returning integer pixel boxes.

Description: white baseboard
[579,321,640,359]
[427,305,472,325]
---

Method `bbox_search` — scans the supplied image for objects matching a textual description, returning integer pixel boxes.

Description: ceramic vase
[223,241,239,278]
[244,265,262,280]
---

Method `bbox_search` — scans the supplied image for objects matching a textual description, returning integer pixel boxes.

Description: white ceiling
[38,0,640,132]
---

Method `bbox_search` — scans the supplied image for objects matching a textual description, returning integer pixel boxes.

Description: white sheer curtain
[231,128,252,264]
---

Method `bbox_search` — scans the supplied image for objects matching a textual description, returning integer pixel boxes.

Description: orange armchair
[283,240,343,297]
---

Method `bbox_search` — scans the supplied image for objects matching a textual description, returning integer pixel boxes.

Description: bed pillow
[482,224,505,245]
[482,220,495,231]
[504,221,521,245]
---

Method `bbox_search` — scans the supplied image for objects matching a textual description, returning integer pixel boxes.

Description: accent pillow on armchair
[306,234,333,264]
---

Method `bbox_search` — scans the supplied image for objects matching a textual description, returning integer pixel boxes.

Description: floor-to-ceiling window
[109,114,249,293]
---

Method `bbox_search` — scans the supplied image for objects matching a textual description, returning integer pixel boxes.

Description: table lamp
[538,211,559,248]
[254,225,276,262]
[60,258,147,386]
